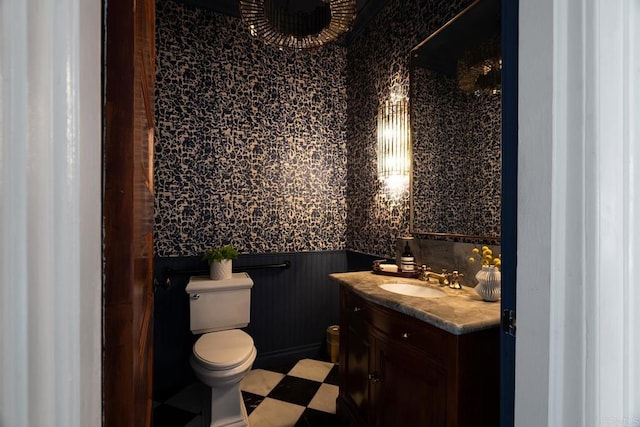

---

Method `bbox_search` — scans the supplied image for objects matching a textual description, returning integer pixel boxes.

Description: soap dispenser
[400,242,415,273]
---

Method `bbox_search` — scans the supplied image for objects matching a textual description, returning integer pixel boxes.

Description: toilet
[186,273,257,427]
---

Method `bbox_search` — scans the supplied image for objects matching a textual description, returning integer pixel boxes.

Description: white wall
[0,0,102,426]
[517,0,640,425]
[516,0,553,423]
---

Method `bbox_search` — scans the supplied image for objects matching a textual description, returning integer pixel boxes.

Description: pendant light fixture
[240,0,357,50]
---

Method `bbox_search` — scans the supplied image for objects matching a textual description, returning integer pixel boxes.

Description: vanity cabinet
[337,286,499,427]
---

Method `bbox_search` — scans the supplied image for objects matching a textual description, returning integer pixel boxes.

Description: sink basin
[379,283,445,299]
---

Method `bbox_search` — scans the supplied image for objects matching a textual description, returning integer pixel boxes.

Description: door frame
[500,0,518,426]
[103,0,155,424]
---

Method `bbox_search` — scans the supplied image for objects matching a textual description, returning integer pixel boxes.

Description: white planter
[209,259,232,280]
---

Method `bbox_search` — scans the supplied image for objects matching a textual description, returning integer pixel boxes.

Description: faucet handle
[418,265,429,281]
[448,270,464,289]
[441,269,450,286]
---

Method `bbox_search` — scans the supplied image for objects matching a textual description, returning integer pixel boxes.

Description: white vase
[475,265,501,302]
[209,259,232,280]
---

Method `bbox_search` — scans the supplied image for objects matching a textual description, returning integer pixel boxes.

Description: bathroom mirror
[409,0,502,241]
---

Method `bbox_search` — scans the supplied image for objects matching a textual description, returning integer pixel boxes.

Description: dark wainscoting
[153,250,381,398]
[346,250,387,272]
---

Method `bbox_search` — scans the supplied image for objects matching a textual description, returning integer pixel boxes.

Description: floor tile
[240,369,285,396]
[287,359,335,383]
[154,383,191,403]
[248,397,305,427]
[323,364,340,386]
[183,415,202,427]
[152,403,198,427]
[307,383,338,414]
[267,375,322,407]
[241,390,266,415]
[155,358,343,426]
[295,408,347,427]
[163,382,204,414]
[268,360,298,375]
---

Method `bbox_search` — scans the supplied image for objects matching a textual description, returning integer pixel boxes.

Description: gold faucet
[421,266,450,286]
[421,266,465,289]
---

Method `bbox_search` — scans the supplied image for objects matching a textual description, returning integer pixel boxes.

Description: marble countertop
[329,271,501,335]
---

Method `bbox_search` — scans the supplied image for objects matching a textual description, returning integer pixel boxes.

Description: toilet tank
[186,273,254,334]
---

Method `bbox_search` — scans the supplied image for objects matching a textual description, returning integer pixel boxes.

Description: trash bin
[326,325,340,363]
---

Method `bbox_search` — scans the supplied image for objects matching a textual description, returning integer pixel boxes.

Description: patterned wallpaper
[344,0,476,257]
[411,68,502,237]
[154,0,348,256]
[154,0,499,258]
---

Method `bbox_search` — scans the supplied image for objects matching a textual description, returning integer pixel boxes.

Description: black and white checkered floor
[153,358,346,427]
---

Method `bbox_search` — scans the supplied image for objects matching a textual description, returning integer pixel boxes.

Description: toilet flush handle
[190,293,200,300]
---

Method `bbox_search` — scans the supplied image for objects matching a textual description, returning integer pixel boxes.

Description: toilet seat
[193,329,255,370]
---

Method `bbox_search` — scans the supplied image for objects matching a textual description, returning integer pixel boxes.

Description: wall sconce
[377,97,411,193]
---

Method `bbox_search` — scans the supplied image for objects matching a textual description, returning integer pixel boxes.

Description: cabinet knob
[368,372,380,383]
[401,332,411,340]
[353,306,362,312]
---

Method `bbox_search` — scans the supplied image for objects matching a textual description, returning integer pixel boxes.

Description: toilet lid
[193,330,255,370]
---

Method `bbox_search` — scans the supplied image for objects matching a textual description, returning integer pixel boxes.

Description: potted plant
[203,244,239,280]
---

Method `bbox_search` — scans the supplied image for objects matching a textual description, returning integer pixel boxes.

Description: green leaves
[202,245,239,264]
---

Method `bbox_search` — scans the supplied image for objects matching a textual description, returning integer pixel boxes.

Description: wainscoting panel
[153,251,349,397]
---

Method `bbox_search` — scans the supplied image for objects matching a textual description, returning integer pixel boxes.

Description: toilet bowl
[190,330,257,427]
[186,274,256,427]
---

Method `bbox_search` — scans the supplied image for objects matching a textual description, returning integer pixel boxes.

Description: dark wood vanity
[334,276,500,427]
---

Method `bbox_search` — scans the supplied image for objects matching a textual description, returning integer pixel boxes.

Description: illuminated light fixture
[377,97,411,193]
[240,0,357,50]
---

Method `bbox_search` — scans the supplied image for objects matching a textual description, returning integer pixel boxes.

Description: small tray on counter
[371,260,421,278]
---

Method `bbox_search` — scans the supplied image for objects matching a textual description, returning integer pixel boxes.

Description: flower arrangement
[469,246,502,301]
[468,246,501,270]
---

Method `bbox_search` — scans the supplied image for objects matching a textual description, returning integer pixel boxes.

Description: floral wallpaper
[154,0,498,258]
[154,0,348,256]
[344,0,476,256]
[411,68,501,237]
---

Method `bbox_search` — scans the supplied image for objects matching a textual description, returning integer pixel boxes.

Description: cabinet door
[344,307,374,425]
[375,338,447,427]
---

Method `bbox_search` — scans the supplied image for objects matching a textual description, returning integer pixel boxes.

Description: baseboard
[253,342,327,369]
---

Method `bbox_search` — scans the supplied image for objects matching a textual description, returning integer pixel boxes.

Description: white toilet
[186,273,257,427]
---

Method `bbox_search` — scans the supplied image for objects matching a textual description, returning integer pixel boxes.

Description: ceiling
[174,0,390,46]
